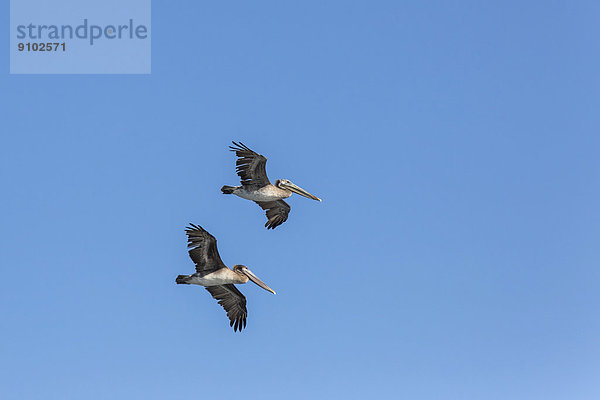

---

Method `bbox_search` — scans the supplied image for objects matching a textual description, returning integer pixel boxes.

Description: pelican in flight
[221,141,322,229]
[176,224,276,332]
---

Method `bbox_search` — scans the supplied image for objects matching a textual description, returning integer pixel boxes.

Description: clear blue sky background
[2,1,599,399]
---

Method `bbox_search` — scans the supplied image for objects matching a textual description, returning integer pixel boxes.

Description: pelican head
[233,265,276,294]
[275,179,321,201]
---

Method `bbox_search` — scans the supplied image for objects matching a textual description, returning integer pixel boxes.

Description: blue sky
[2,1,599,399]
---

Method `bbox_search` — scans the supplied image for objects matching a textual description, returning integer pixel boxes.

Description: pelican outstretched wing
[256,200,291,229]
[205,284,248,332]
[185,224,226,273]
[229,141,270,188]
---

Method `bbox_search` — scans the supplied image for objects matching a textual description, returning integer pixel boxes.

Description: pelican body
[221,142,321,229]
[176,224,275,332]
[228,180,298,202]
[183,267,249,286]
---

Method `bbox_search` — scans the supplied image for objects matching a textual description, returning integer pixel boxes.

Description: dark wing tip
[265,220,282,230]
[230,316,246,332]
[185,223,205,234]
[229,141,253,153]
[185,224,218,253]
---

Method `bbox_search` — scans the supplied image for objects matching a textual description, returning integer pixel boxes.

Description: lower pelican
[176,224,275,332]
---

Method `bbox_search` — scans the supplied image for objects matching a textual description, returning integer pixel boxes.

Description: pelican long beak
[241,267,276,294]
[280,181,322,201]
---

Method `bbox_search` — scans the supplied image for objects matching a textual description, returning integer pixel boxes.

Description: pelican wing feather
[205,284,248,332]
[186,224,226,273]
[229,141,270,188]
[256,200,291,229]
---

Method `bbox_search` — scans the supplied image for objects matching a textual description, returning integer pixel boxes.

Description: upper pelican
[221,141,321,229]
[176,224,276,332]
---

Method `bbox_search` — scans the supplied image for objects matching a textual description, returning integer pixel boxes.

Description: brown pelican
[221,141,322,229]
[176,224,276,332]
